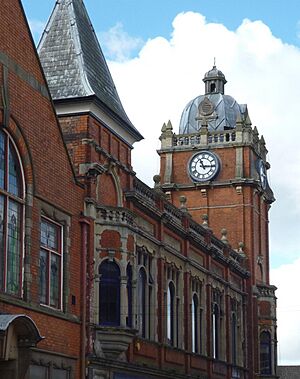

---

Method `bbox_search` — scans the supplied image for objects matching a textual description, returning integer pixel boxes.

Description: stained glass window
[8,142,21,196]
[39,218,62,309]
[0,130,23,295]
[6,200,21,294]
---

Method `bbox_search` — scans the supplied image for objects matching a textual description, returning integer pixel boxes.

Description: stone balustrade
[96,206,135,226]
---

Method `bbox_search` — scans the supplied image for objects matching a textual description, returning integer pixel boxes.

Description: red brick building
[0,1,278,379]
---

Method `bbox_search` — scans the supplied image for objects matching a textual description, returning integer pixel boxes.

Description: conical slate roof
[38,0,142,140]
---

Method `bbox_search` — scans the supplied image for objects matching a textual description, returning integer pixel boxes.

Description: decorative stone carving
[202,214,209,229]
[179,195,187,212]
[221,228,228,245]
[94,326,136,360]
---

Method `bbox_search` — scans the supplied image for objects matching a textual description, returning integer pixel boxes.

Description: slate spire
[38,0,142,140]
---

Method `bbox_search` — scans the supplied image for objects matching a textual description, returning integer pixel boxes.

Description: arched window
[212,303,219,359]
[260,331,272,375]
[137,267,146,337]
[0,130,24,295]
[210,82,216,92]
[126,263,132,327]
[99,260,120,326]
[192,294,198,353]
[167,282,175,345]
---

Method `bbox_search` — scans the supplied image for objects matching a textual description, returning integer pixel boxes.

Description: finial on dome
[213,57,216,67]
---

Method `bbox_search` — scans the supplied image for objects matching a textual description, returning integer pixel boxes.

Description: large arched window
[260,331,272,375]
[99,260,120,326]
[192,294,198,353]
[167,282,175,345]
[0,130,24,295]
[212,303,219,359]
[137,267,146,337]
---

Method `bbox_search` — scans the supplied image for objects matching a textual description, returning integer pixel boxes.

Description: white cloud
[271,260,300,364]
[105,12,300,364]
[98,22,143,62]
[107,10,300,259]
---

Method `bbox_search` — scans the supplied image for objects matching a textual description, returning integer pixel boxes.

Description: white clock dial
[257,159,267,190]
[188,151,220,182]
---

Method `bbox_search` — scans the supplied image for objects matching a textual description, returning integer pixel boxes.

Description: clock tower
[158,66,278,378]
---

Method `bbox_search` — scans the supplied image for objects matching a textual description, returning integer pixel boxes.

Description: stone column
[120,275,128,327]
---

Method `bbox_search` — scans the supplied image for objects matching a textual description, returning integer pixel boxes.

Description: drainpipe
[80,218,90,379]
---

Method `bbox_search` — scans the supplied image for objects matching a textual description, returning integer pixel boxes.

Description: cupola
[203,65,227,95]
[179,66,247,134]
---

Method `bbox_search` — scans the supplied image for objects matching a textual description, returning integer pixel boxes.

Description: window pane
[260,332,271,374]
[100,283,119,324]
[6,200,21,294]
[41,220,58,250]
[0,195,4,290]
[0,132,5,190]
[138,269,146,336]
[99,261,120,326]
[213,305,219,359]
[167,283,174,344]
[50,253,60,307]
[192,295,198,353]
[52,368,69,379]
[8,142,21,197]
[126,264,132,327]
[29,365,48,379]
[39,250,48,304]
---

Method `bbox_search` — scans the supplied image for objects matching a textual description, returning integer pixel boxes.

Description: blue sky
[22,0,300,364]
[23,0,300,50]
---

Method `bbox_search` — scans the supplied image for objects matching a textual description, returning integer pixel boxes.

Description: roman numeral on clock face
[189,151,220,182]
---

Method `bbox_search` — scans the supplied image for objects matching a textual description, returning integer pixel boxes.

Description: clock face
[257,159,267,190]
[189,151,220,182]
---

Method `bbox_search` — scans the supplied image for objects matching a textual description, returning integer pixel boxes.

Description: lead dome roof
[179,66,247,134]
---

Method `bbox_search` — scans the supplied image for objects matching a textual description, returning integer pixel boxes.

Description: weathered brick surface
[0,1,84,377]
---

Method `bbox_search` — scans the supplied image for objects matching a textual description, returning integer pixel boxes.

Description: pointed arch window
[0,130,24,296]
[260,331,272,375]
[99,260,120,326]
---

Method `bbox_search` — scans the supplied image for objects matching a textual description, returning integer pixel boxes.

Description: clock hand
[199,159,205,169]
